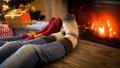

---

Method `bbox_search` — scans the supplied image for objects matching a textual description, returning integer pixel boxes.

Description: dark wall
[67,0,120,26]
[67,0,94,25]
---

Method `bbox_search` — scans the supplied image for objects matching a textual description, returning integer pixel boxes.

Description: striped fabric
[0,24,13,38]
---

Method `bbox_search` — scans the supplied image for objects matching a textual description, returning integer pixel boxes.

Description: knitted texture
[36,17,56,34]
[41,18,62,36]
[62,13,79,47]
[59,37,72,54]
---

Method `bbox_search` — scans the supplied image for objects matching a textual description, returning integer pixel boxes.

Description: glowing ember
[99,27,104,35]
[89,14,119,39]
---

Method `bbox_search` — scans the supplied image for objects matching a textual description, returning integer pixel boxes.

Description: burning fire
[89,14,119,39]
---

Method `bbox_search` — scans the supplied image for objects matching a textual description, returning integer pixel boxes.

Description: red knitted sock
[42,18,62,36]
[36,17,56,34]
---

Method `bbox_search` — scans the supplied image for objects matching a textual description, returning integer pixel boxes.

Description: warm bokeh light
[2,4,10,12]
[89,14,119,39]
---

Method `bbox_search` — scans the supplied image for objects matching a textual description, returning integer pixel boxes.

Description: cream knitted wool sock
[61,13,79,48]
[63,13,79,39]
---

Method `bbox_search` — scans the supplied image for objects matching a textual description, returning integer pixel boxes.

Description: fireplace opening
[68,0,120,48]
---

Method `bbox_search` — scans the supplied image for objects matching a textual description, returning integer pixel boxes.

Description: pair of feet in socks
[53,13,79,49]
[22,13,79,48]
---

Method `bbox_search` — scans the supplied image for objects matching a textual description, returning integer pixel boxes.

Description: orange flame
[89,14,119,39]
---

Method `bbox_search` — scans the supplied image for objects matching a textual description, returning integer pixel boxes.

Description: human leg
[0,41,66,68]
[0,36,22,41]
[0,41,7,47]
[0,41,23,63]
[0,38,46,64]
[0,36,24,46]
[0,13,79,67]
[0,35,59,64]
[0,34,78,68]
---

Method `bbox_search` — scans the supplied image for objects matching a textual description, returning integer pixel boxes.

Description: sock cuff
[41,35,57,43]
[64,35,78,48]
[59,37,73,54]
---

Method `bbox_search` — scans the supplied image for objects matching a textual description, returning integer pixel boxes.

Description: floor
[42,39,120,68]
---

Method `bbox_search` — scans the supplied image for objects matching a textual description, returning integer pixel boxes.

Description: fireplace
[68,0,120,48]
